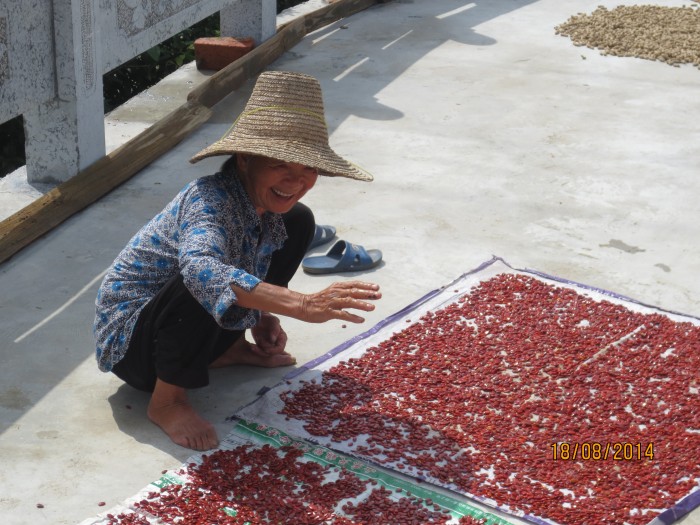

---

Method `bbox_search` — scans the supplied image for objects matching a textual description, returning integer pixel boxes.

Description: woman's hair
[221,155,238,175]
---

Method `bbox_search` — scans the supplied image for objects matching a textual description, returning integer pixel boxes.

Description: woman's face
[237,155,319,215]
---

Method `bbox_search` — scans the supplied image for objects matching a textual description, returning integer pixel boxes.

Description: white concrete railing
[0,0,275,183]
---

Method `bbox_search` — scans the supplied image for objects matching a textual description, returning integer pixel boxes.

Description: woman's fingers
[252,329,287,356]
[252,313,285,354]
[333,281,381,299]
[334,310,367,324]
[267,329,288,354]
[301,281,381,323]
[340,281,381,296]
[336,283,380,307]
[332,300,374,323]
[330,296,376,313]
[248,343,271,357]
[348,289,381,301]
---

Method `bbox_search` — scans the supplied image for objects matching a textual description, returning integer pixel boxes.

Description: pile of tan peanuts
[555,4,700,68]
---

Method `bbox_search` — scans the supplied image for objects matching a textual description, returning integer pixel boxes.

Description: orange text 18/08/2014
[550,442,654,461]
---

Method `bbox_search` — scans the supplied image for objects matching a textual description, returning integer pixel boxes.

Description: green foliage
[278,0,307,11]
[0,116,25,178]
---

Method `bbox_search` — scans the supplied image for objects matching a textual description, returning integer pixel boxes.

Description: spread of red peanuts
[106,444,488,524]
[279,274,700,525]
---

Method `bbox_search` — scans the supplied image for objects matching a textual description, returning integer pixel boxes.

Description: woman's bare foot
[209,337,296,369]
[147,379,219,451]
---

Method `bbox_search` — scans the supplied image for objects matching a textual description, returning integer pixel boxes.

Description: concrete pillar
[220,0,276,44]
[24,0,104,184]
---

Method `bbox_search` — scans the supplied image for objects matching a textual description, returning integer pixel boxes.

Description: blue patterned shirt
[94,172,287,372]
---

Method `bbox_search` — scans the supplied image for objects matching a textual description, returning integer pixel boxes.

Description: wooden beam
[0,101,212,264]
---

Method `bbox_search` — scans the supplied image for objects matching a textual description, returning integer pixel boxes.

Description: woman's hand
[250,312,288,356]
[300,281,381,323]
[232,280,381,324]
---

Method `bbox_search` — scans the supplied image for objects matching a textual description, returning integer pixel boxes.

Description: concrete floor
[1,0,699,523]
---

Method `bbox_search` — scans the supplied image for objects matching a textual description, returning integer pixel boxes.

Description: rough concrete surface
[1,0,699,524]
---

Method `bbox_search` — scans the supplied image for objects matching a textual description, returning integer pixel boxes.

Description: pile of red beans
[279,274,700,525]
[105,444,470,524]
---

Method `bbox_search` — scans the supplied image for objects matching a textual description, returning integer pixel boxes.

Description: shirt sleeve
[176,181,260,327]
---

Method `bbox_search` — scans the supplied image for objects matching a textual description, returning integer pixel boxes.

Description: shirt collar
[221,170,288,251]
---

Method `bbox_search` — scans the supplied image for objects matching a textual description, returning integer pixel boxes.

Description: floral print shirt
[94,172,287,372]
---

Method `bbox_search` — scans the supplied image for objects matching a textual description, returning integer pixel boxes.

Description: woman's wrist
[232,282,305,320]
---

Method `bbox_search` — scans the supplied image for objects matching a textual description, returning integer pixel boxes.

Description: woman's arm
[231,280,381,324]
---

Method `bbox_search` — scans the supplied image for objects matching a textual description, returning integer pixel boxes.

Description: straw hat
[190,71,372,181]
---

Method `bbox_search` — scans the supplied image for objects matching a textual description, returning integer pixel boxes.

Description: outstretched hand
[231,280,381,326]
[300,281,381,323]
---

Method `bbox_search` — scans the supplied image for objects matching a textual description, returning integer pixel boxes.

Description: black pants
[112,203,315,392]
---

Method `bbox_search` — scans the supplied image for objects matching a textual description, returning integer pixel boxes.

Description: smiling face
[236,154,319,215]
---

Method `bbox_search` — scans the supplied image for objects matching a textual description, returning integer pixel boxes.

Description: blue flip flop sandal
[302,240,382,274]
[308,224,336,251]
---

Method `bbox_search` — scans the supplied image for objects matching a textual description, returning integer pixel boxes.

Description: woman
[94,71,381,451]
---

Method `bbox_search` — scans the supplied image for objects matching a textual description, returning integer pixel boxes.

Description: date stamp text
[550,442,654,461]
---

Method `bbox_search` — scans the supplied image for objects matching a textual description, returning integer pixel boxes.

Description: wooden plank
[0,100,212,264]
[188,17,307,109]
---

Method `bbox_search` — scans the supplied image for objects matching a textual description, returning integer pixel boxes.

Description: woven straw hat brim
[189,70,372,181]
[189,137,372,182]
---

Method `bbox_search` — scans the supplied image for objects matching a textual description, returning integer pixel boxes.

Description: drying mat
[236,257,700,525]
[80,418,523,524]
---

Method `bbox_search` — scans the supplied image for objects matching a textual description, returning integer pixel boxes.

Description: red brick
[194,36,255,71]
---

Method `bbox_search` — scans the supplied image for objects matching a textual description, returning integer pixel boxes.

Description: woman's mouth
[272,188,295,199]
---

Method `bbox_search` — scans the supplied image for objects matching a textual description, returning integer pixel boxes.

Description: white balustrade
[0,0,275,183]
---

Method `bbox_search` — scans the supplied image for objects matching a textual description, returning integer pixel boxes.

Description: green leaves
[0,116,24,178]
[145,46,161,63]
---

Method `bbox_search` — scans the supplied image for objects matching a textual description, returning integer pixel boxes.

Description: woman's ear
[236,154,248,173]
